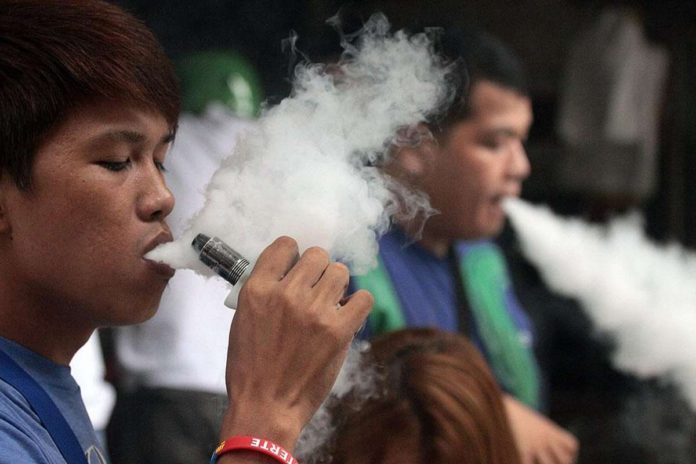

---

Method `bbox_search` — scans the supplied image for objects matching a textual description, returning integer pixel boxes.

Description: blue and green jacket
[353,229,541,410]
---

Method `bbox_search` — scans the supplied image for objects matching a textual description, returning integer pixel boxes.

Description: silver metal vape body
[192,234,252,309]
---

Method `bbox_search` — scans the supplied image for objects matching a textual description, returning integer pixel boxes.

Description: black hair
[434,27,529,129]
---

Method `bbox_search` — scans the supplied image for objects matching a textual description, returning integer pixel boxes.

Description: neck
[417,228,452,259]
[395,218,453,259]
[399,222,453,258]
[0,281,92,366]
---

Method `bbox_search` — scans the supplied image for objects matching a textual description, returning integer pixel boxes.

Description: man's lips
[143,230,176,277]
[491,195,506,206]
[143,229,174,255]
[144,258,176,278]
[492,188,521,203]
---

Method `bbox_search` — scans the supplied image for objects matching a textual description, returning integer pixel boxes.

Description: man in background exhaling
[353,28,579,464]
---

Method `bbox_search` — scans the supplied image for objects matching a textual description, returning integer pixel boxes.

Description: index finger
[336,289,374,336]
[251,236,300,281]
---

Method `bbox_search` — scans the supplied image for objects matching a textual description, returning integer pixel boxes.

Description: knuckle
[303,246,329,264]
[241,278,266,300]
[314,316,342,340]
[305,308,327,329]
[329,262,349,279]
[327,324,345,343]
[306,297,329,316]
[279,284,300,307]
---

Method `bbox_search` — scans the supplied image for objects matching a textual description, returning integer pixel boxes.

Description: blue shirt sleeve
[0,387,66,463]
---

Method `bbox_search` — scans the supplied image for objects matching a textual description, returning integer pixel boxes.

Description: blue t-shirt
[0,337,107,464]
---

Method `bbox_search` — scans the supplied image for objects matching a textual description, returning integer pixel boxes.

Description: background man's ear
[391,145,430,179]
[385,124,439,184]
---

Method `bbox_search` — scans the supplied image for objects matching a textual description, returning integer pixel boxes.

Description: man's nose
[508,141,531,181]
[137,167,175,221]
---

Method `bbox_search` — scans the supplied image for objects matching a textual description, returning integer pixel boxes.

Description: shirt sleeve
[0,390,66,464]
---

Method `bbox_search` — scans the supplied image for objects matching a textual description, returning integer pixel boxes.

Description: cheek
[425,159,476,214]
[67,177,132,223]
[34,187,131,262]
[466,157,503,196]
[453,162,487,202]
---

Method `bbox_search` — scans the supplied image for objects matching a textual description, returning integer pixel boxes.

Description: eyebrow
[101,129,175,146]
[485,127,529,141]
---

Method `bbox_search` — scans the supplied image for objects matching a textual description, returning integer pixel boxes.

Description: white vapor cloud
[505,198,696,408]
[148,14,452,276]
[295,341,378,462]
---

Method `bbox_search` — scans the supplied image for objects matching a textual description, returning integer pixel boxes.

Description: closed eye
[480,138,505,151]
[155,160,167,173]
[97,159,131,172]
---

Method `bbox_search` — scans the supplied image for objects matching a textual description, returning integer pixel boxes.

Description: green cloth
[353,242,540,409]
[458,245,540,409]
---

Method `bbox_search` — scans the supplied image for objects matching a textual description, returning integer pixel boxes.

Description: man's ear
[385,126,439,184]
[0,173,13,236]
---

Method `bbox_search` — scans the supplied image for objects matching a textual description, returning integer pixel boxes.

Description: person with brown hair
[328,328,520,464]
[0,1,371,463]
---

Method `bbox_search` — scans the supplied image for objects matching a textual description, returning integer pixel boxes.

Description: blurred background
[114,0,696,246]
[109,0,696,462]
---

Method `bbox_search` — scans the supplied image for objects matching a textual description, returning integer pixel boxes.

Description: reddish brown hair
[0,0,180,189]
[330,329,520,464]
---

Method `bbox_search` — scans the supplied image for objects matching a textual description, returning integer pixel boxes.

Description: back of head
[435,27,528,129]
[330,329,520,464]
[0,0,180,189]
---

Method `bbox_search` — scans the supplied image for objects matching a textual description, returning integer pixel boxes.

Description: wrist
[219,407,302,453]
[212,436,298,464]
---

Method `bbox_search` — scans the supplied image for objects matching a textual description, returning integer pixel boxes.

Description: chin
[489,223,505,237]
[101,290,164,327]
[133,303,160,324]
[97,306,151,327]
[470,223,504,240]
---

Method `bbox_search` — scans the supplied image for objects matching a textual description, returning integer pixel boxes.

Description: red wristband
[211,436,298,464]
